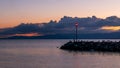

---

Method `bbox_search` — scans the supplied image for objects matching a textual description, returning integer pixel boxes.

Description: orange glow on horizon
[0,33,43,38]
[1,15,120,29]
[0,17,60,28]
[101,26,120,31]
[15,33,42,37]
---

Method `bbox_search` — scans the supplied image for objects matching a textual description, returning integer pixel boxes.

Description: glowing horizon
[101,26,120,31]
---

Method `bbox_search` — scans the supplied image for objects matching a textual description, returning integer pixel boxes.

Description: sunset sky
[1,0,120,28]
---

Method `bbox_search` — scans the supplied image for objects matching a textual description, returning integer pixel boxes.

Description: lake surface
[0,39,120,68]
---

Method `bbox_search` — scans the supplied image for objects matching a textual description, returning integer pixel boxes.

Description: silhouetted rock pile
[60,41,120,52]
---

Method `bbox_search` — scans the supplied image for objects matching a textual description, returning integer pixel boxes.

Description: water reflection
[0,39,120,68]
[62,49,120,56]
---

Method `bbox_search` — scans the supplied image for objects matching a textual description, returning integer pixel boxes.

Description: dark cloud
[1,16,120,38]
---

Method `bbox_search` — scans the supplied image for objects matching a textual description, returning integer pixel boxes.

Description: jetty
[60,23,120,52]
[60,40,120,52]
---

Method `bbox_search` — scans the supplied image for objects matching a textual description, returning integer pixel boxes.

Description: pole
[75,23,78,42]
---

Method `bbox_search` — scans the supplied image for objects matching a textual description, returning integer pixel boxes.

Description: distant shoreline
[1,38,120,39]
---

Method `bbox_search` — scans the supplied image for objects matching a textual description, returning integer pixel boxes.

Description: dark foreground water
[0,39,120,68]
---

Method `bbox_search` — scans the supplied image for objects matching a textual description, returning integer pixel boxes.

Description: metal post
[75,23,78,42]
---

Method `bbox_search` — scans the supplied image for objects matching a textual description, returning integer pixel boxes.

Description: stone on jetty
[60,41,120,52]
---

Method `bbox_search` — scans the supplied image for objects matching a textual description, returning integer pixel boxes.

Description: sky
[1,0,120,28]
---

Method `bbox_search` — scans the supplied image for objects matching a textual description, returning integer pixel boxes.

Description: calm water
[0,39,120,68]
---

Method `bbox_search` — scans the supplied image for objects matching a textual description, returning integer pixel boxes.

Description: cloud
[1,16,120,38]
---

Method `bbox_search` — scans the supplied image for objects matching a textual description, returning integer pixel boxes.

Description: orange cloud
[101,26,120,31]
